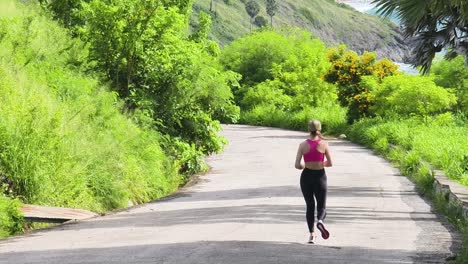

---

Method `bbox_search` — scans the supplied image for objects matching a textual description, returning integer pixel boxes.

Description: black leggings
[300,168,327,233]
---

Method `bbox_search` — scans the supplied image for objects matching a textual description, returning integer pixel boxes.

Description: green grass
[347,116,468,186]
[192,0,402,60]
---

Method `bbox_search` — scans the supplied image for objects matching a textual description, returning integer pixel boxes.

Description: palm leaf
[373,0,432,29]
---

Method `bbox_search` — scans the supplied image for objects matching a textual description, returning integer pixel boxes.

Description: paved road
[0,125,459,263]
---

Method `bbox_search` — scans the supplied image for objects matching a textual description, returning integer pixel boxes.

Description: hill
[191,0,411,62]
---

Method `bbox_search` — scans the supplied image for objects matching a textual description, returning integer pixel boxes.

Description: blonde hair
[308,120,322,136]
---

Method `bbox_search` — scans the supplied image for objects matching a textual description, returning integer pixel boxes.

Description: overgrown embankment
[0,2,184,236]
[0,0,239,238]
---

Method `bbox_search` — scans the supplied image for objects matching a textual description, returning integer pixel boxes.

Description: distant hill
[191,0,411,62]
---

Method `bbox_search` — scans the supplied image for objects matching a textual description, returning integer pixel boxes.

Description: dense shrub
[0,195,23,238]
[431,56,468,114]
[324,45,399,122]
[371,75,457,119]
[220,29,346,132]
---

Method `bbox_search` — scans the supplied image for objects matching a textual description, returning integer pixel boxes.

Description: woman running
[295,120,332,244]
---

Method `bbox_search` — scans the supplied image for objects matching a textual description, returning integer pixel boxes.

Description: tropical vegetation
[373,0,468,73]
[0,0,237,238]
[220,29,347,132]
[0,3,466,261]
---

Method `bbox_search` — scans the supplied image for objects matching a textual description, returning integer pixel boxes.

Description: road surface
[0,125,459,263]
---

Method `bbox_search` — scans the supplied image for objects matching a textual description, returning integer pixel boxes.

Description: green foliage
[221,30,292,86]
[39,0,193,29]
[0,195,23,238]
[371,75,457,118]
[245,0,260,18]
[431,56,468,114]
[220,29,346,133]
[0,2,183,215]
[76,0,238,156]
[161,137,209,176]
[191,11,212,42]
[254,15,268,27]
[324,45,399,122]
[348,117,468,186]
[241,104,347,133]
[38,0,83,28]
[221,29,334,103]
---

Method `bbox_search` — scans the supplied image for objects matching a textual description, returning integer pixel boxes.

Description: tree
[265,0,278,27]
[209,0,216,13]
[76,0,239,155]
[38,0,83,28]
[245,1,260,32]
[254,15,268,28]
[220,29,334,110]
[373,0,468,74]
[324,45,399,122]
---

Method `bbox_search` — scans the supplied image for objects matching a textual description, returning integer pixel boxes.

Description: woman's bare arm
[295,143,304,170]
[323,144,333,167]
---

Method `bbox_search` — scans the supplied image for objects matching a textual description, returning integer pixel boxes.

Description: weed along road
[0,125,459,263]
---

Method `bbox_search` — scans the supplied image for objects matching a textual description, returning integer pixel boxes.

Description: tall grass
[241,104,347,134]
[348,116,468,186]
[0,1,184,238]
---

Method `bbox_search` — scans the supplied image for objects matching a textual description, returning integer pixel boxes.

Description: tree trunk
[270,15,273,27]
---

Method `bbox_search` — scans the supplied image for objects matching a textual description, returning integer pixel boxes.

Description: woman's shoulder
[317,140,328,153]
[299,140,310,150]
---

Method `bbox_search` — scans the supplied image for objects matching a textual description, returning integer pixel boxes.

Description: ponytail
[308,120,323,139]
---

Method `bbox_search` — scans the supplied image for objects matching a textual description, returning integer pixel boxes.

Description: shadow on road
[36,183,441,231]
[0,240,450,264]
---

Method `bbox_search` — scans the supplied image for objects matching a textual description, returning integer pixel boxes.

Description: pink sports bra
[303,139,324,162]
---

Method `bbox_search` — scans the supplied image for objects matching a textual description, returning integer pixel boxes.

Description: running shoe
[316,220,329,239]
[308,235,316,244]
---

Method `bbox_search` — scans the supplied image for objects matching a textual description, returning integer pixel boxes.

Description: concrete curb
[433,170,468,219]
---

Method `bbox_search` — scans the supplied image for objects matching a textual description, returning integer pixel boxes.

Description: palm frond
[373,0,433,29]
[398,0,433,27]
[371,0,399,18]
[411,34,442,74]
[374,0,467,72]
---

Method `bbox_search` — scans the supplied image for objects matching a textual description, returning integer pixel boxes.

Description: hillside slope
[191,0,410,62]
